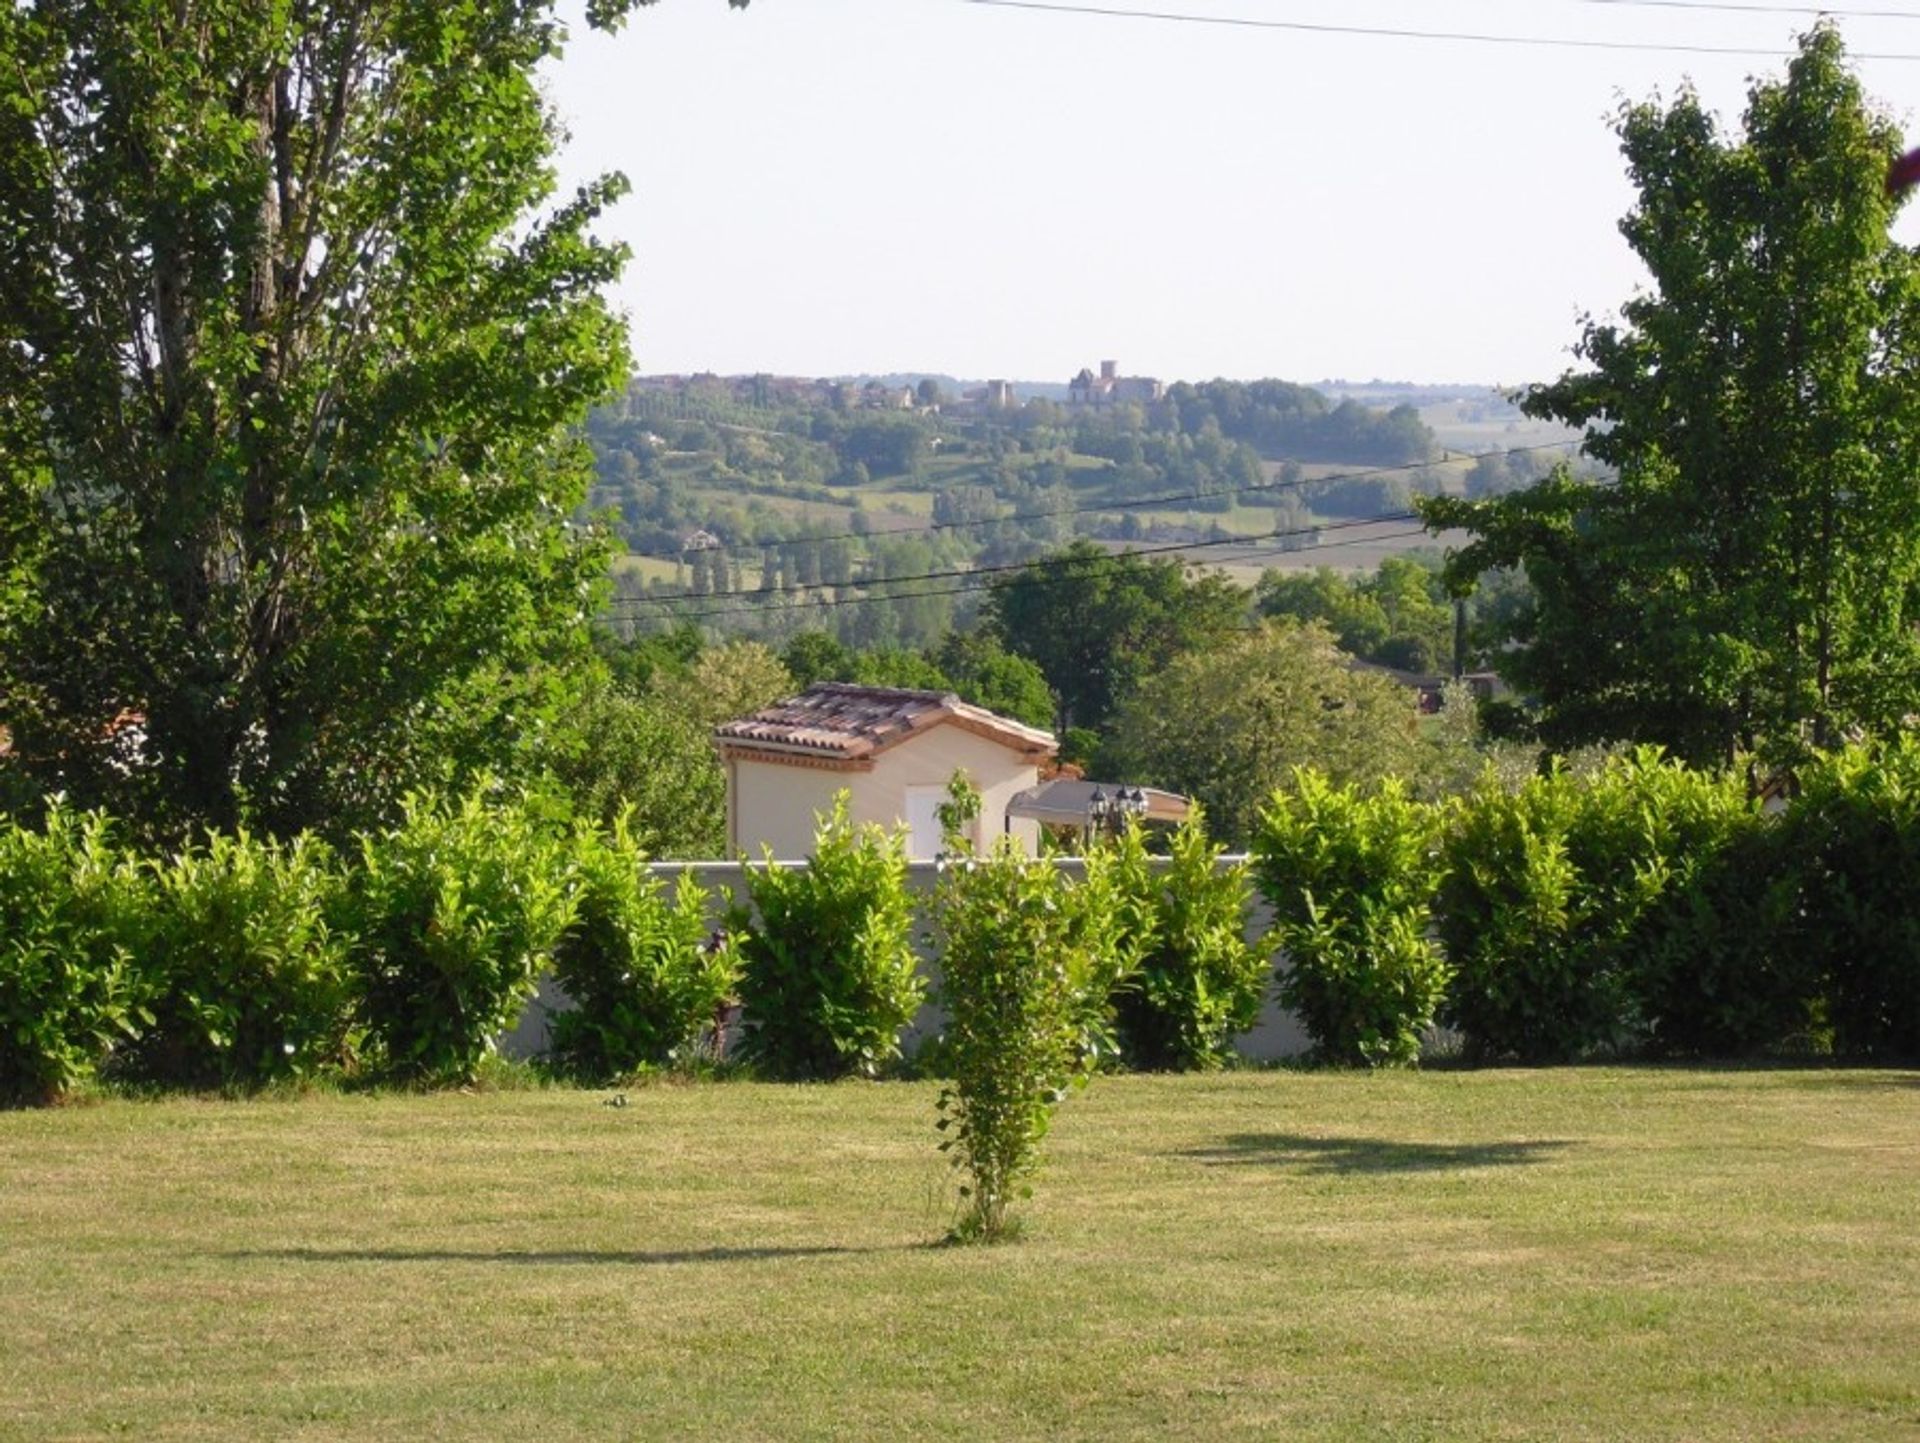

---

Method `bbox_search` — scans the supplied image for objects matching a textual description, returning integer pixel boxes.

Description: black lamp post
[1085,784,1149,844]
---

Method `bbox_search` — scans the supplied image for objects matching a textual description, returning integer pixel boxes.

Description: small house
[714,683,1056,859]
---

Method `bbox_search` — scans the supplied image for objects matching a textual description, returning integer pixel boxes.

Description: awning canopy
[1005,779,1192,828]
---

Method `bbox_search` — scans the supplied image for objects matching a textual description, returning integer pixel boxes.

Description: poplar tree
[1427,27,1920,768]
[0,0,738,837]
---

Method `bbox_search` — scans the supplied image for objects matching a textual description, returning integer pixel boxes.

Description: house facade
[714,683,1055,859]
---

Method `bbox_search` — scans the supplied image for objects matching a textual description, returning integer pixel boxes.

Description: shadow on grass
[1180,1133,1577,1175]
[231,1244,920,1267]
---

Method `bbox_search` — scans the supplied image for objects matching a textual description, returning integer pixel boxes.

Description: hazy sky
[548,0,1920,386]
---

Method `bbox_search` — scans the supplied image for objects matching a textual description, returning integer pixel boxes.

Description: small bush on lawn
[1780,743,1920,1060]
[125,830,354,1088]
[0,805,153,1106]
[728,795,920,1080]
[1110,812,1269,1071]
[1253,771,1447,1068]
[350,789,576,1084]
[547,816,735,1081]
[932,839,1129,1243]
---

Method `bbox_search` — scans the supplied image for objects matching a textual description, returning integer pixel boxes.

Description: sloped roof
[1006,779,1190,827]
[714,683,1055,765]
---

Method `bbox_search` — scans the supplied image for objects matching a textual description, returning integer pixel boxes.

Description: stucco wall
[498,855,1312,1064]
[727,721,1041,859]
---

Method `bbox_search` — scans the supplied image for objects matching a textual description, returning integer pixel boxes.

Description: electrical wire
[606,439,1584,608]
[609,438,1581,567]
[613,510,1454,625]
[1573,0,1920,20]
[610,469,1625,627]
[953,0,1920,60]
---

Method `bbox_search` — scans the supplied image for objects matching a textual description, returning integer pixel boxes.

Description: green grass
[4,1069,1916,1440]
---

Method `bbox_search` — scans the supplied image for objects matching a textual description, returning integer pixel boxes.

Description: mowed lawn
[3,1069,1917,1441]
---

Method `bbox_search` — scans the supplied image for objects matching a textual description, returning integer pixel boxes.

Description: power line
[611,438,1581,567]
[954,0,1920,59]
[612,470,1627,626]
[612,510,1451,625]
[609,438,1585,606]
[1575,0,1920,19]
[612,509,1422,618]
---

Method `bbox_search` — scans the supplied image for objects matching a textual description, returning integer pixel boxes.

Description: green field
[4,1069,1915,1440]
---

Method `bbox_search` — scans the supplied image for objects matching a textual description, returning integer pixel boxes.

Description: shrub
[1252,771,1447,1067]
[1437,768,1623,1062]
[0,806,153,1106]
[1437,749,1743,1063]
[126,830,354,1088]
[931,840,1129,1242]
[1779,743,1920,1059]
[728,795,920,1080]
[349,790,576,1083]
[547,816,736,1080]
[1623,771,1802,1058]
[1110,812,1269,1071]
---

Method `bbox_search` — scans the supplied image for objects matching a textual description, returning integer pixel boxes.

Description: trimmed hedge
[9,741,1920,1108]
[1110,812,1270,1072]
[727,796,921,1080]
[1781,743,1920,1060]
[547,815,737,1081]
[1253,772,1447,1068]
[122,830,353,1088]
[348,791,576,1084]
[0,806,152,1105]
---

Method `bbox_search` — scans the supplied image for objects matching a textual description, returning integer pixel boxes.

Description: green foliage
[988,541,1249,732]
[1425,29,1920,768]
[349,790,577,1084]
[540,674,726,859]
[1257,556,1455,675]
[931,841,1130,1243]
[781,631,854,688]
[1253,773,1448,1067]
[1163,380,1434,466]
[1109,814,1269,1071]
[0,0,640,839]
[1107,620,1425,847]
[1624,775,1801,1058]
[847,648,951,693]
[935,771,983,850]
[728,796,921,1080]
[1436,751,1749,1062]
[932,632,1057,731]
[1778,743,1920,1059]
[1437,769,1624,1063]
[546,817,735,1081]
[127,830,353,1088]
[650,641,794,733]
[0,806,152,1105]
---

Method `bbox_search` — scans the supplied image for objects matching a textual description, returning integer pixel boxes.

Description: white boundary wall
[498,856,1312,1063]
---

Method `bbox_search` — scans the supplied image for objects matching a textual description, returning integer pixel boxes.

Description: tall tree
[987,540,1249,732]
[1425,27,1920,768]
[1106,621,1425,848]
[0,0,736,838]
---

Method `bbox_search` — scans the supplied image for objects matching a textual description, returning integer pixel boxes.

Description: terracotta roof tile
[714,682,1054,762]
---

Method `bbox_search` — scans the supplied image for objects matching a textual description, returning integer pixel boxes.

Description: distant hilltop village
[629,362,1161,416]
[1068,360,1164,408]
